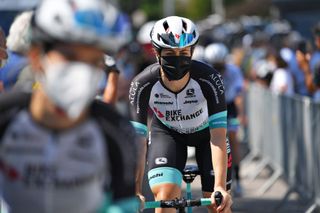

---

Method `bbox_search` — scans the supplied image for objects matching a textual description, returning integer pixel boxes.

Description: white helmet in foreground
[204,43,229,64]
[31,0,114,52]
[150,16,199,51]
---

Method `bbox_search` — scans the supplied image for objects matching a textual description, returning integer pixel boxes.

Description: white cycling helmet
[204,43,229,64]
[150,16,199,51]
[32,0,114,52]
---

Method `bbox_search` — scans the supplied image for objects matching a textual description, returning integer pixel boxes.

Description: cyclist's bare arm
[210,128,232,213]
[136,136,147,200]
[210,128,227,189]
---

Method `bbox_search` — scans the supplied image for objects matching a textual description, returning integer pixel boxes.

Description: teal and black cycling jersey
[129,60,227,137]
[129,60,232,192]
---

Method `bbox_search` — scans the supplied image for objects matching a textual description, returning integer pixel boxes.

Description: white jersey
[0,110,108,213]
[148,79,210,134]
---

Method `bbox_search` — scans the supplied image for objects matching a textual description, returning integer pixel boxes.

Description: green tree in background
[176,0,212,21]
[117,0,245,21]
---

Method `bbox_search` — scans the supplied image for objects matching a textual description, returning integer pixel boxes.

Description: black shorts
[147,118,232,192]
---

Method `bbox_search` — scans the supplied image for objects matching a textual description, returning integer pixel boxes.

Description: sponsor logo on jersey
[129,81,150,114]
[228,154,232,168]
[129,81,140,105]
[183,100,198,104]
[149,172,163,180]
[155,93,171,99]
[165,109,203,121]
[155,157,168,165]
[153,107,164,118]
[24,164,103,188]
[185,88,196,98]
[226,138,231,154]
[0,160,21,181]
[210,74,224,95]
[3,145,44,155]
[154,101,173,105]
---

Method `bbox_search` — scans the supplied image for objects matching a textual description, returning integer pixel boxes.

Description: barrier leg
[240,151,258,168]
[274,187,295,212]
[305,203,319,213]
[257,168,283,196]
[247,158,269,181]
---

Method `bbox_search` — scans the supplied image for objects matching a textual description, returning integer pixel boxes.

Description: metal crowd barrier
[243,83,320,212]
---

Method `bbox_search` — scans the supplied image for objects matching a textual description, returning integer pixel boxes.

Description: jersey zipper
[175,94,182,129]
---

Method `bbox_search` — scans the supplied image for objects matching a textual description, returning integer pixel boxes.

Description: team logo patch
[155,157,168,165]
[185,88,195,98]
[187,88,194,96]
[153,107,164,118]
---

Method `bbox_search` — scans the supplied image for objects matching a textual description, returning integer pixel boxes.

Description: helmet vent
[54,15,62,24]
[182,20,187,31]
[163,21,169,31]
[192,30,196,38]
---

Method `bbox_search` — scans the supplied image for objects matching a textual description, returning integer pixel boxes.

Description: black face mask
[160,56,192,81]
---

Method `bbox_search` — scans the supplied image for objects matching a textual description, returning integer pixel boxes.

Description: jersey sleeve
[0,91,31,141]
[129,65,156,138]
[91,101,138,203]
[195,63,227,129]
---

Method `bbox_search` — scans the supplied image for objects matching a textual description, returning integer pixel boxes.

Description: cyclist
[129,16,232,213]
[0,0,138,212]
[204,43,245,196]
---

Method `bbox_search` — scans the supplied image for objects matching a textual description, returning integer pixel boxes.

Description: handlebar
[214,191,223,206]
[144,198,211,209]
[144,191,223,209]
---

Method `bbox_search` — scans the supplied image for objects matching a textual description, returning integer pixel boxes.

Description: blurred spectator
[287,39,311,96]
[310,23,320,74]
[0,27,8,68]
[136,21,157,71]
[192,45,205,62]
[250,48,277,86]
[0,11,33,92]
[270,53,294,96]
[295,39,317,95]
[112,45,137,117]
[254,59,275,88]
[313,62,320,102]
[0,27,8,91]
[204,42,245,197]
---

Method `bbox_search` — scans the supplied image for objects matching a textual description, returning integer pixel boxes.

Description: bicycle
[143,164,223,213]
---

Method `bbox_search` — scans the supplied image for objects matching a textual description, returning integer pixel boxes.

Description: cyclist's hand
[211,188,233,213]
[136,193,145,212]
